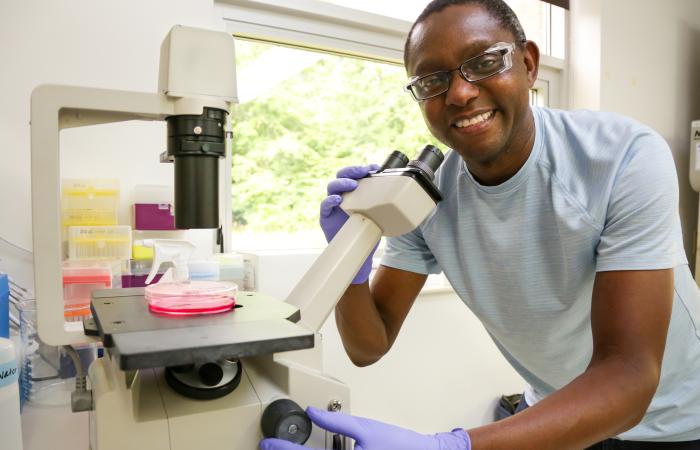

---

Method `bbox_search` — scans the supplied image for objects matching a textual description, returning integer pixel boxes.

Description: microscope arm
[284,171,439,334]
[30,84,229,347]
[31,85,174,347]
[285,213,381,332]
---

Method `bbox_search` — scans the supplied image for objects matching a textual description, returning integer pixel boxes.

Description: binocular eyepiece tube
[380,145,445,180]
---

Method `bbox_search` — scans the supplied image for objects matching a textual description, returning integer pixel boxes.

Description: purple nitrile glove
[320,164,380,284]
[259,406,471,450]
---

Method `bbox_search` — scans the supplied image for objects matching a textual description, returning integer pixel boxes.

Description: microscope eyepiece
[407,144,444,180]
[379,150,409,171]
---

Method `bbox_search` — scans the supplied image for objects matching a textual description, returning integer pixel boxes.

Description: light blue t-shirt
[382,106,700,441]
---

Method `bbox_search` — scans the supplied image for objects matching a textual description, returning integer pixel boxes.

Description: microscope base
[88,349,350,450]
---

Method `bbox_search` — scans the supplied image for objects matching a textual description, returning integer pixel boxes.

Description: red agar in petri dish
[145,281,237,316]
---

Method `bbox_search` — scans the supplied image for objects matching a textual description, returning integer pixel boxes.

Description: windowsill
[237,246,457,299]
[419,285,455,297]
[369,266,455,298]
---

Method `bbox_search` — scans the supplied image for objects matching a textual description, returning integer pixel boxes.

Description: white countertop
[22,402,89,450]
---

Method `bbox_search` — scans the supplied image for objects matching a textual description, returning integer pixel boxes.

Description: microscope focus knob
[261,399,312,445]
[198,362,224,386]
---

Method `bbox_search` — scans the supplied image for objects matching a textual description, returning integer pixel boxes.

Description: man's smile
[451,109,496,133]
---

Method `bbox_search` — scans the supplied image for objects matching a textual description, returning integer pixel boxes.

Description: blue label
[0,359,19,388]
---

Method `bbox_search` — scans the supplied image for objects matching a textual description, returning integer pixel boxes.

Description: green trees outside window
[231,40,440,247]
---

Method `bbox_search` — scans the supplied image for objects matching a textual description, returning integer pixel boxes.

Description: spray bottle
[143,239,236,316]
[144,239,195,285]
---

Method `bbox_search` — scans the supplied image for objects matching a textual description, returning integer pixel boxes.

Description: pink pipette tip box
[133,203,176,230]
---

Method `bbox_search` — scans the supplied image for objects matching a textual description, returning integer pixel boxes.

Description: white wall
[570,0,700,267]
[320,293,526,431]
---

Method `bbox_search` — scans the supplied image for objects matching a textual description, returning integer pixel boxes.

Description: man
[260,1,700,449]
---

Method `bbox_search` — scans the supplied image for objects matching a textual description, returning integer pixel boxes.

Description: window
[220,0,567,251]
[231,40,439,250]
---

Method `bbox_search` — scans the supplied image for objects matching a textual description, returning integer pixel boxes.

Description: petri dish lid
[145,280,237,316]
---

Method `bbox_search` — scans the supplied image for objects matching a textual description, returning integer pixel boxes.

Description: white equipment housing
[690,120,700,283]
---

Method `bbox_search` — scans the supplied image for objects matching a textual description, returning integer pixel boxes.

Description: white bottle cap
[143,239,195,285]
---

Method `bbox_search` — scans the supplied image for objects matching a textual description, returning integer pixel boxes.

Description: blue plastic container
[0,273,9,338]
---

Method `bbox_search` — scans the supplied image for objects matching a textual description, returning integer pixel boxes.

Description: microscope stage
[89,288,314,370]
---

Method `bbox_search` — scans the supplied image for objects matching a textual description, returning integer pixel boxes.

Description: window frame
[218,0,568,108]
[218,0,410,63]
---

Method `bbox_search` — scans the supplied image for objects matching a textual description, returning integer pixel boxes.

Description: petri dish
[145,281,237,316]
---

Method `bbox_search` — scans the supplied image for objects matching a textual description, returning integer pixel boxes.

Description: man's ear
[522,40,540,87]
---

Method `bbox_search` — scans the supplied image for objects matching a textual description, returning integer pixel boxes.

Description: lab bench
[22,402,88,450]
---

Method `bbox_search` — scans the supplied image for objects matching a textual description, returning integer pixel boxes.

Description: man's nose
[444,71,480,106]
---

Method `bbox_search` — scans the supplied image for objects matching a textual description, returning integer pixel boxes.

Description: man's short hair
[404,0,527,68]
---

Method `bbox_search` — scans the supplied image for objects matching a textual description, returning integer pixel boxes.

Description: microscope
[30,25,444,449]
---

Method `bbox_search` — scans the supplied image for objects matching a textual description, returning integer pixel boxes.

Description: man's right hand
[319,164,379,284]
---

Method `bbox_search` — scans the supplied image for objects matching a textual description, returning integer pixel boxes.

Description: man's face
[406,4,539,181]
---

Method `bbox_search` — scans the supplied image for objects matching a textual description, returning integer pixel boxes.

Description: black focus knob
[198,362,224,386]
[171,363,194,374]
[261,399,312,445]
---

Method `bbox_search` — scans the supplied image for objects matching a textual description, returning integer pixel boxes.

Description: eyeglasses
[404,42,517,101]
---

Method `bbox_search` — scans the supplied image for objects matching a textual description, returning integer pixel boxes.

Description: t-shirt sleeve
[381,225,442,275]
[595,131,687,271]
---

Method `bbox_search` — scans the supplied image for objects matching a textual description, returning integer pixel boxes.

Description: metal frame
[404,41,518,101]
